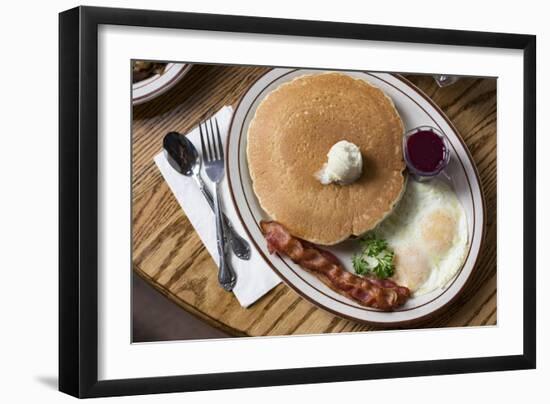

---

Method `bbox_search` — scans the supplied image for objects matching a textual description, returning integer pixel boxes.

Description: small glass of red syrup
[403,126,450,179]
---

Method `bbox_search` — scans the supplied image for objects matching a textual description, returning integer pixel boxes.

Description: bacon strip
[260,221,410,311]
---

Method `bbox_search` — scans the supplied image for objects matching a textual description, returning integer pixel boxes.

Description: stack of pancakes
[247,72,405,245]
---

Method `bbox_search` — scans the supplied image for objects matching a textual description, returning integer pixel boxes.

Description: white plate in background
[132,63,192,105]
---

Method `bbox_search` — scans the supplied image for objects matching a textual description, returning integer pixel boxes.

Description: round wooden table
[132,64,497,337]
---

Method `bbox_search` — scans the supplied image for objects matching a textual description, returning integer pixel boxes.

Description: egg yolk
[392,246,431,292]
[420,209,456,257]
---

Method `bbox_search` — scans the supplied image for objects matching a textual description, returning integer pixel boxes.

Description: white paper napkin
[154,106,281,307]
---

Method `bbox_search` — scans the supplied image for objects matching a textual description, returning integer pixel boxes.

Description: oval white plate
[227,69,486,326]
[132,63,191,105]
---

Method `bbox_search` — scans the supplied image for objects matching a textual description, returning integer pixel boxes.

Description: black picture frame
[59,5,536,398]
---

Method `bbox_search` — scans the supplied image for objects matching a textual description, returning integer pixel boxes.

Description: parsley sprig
[352,234,395,279]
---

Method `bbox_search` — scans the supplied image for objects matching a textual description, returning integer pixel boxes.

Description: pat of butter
[317,140,363,185]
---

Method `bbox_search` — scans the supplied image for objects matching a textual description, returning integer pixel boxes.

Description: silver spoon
[163,132,251,260]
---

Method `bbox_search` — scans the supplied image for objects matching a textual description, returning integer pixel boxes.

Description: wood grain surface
[132,64,497,337]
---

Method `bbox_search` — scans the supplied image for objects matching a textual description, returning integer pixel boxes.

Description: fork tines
[199,118,224,163]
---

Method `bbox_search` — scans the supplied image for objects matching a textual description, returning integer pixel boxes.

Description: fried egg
[374,178,469,296]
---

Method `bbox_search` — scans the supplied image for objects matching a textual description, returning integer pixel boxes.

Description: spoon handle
[194,174,251,260]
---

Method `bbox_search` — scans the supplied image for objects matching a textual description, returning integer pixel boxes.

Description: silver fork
[199,118,237,291]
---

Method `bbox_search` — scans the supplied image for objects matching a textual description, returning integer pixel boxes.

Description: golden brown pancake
[247,72,405,245]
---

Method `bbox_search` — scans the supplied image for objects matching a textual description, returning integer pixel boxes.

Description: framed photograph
[59,6,536,398]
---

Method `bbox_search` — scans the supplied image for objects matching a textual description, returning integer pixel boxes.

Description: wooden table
[132,64,497,337]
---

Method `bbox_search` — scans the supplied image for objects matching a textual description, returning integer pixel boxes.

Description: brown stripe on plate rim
[226,68,488,327]
[237,72,472,312]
